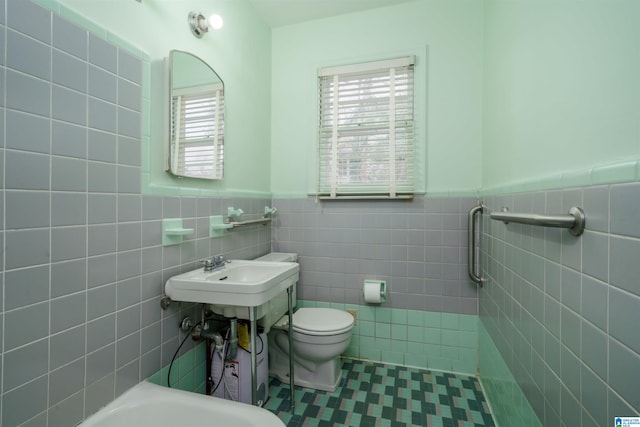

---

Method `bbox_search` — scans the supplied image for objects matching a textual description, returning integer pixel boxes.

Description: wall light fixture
[188,11,224,38]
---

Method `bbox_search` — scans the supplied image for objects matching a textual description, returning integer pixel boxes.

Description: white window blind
[318,56,415,198]
[171,88,224,179]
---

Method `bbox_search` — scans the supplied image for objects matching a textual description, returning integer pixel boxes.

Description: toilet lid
[292,308,354,335]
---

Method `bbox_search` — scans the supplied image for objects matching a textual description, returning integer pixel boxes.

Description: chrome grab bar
[490,206,585,236]
[467,204,484,286]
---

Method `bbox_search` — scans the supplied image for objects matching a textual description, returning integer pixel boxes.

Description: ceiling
[248,0,418,27]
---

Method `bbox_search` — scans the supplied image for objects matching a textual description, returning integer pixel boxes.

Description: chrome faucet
[199,255,229,272]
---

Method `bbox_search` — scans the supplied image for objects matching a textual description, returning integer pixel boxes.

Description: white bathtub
[79,381,285,427]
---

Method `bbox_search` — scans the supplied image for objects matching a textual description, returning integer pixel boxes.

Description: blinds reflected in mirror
[171,88,224,179]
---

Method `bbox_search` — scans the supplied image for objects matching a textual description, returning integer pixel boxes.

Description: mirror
[167,50,225,180]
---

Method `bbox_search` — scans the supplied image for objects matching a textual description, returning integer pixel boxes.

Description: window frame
[317,56,415,199]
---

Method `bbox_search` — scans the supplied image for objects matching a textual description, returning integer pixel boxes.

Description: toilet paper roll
[363,280,387,304]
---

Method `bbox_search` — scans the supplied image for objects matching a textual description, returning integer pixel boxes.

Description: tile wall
[272,196,481,374]
[479,184,640,427]
[0,1,271,425]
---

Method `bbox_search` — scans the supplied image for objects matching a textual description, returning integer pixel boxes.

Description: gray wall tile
[48,391,84,427]
[5,265,49,310]
[51,259,86,298]
[86,344,115,386]
[88,224,117,256]
[118,107,141,138]
[3,339,49,390]
[88,161,117,193]
[7,0,51,43]
[49,358,85,405]
[5,190,50,229]
[7,29,51,80]
[117,278,140,309]
[52,85,87,126]
[118,194,141,221]
[52,13,87,60]
[52,192,86,226]
[88,33,117,73]
[583,185,609,233]
[581,275,607,332]
[88,98,117,133]
[609,288,640,354]
[87,284,116,322]
[118,50,142,84]
[89,65,117,103]
[88,194,117,224]
[52,121,87,158]
[118,223,141,251]
[609,338,640,411]
[84,374,114,419]
[6,110,50,153]
[118,136,141,167]
[118,78,141,112]
[4,301,49,350]
[118,165,142,194]
[610,236,640,297]
[117,250,140,280]
[5,229,49,269]
[2,376,48,427]
[581,231,608,282]
[51,226,87,262]
[50,325,85,370]
[88,254,117,289]
[51,292,86,333]
[53,50,87,92]
[6,69,50,117]
[611,182,640,238]
[88,129,117,162]
[5,150,50,190]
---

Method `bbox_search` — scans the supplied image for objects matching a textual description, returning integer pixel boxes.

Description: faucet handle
[213,255,230,264]
[199,258,214,268]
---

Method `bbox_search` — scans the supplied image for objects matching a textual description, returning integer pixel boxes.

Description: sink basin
[164,260,299,307]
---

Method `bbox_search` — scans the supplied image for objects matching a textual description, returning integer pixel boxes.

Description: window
[318,57,415,198]
[170,86,224,179]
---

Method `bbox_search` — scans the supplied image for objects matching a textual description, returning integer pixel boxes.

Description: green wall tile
[391,324,407,341]
[391,308,408,324]
[424,327,441,344]
[407,326,423,342]
[407,310,423,326]
[375,307,392,323]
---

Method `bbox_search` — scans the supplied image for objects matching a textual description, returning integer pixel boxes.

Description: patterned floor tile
[265,359,496,427]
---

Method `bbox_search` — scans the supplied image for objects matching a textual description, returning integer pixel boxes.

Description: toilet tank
[254,253,298,331]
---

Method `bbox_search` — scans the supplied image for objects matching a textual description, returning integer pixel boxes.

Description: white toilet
[254,253,355,392]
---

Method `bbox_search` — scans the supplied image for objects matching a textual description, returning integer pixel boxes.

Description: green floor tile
[264,359,496,426]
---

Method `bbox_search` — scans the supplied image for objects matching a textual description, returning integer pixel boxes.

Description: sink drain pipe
[226,317,238,362]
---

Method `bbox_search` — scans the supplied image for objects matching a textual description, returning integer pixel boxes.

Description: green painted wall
[482,0,640,191]
[57,0,272,197]
[270,0,484,197]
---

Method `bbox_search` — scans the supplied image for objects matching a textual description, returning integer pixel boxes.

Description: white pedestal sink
[164,259,299,409]
[164,260,299,307]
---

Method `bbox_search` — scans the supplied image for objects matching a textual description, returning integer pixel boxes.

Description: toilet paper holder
[363,280,387,304]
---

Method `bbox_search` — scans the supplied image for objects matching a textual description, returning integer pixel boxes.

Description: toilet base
[268,335,344,392]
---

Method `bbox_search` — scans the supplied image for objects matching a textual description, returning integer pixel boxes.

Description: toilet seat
[274,308,355,336]
[293,308,354,336]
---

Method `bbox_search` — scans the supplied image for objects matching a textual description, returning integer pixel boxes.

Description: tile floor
[264,359,496,427]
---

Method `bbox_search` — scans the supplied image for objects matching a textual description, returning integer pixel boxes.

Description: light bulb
[208,14,223,30]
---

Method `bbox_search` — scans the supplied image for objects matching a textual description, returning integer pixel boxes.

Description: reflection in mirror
[168,50,224,180]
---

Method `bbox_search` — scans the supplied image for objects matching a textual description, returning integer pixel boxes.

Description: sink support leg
[250,306,258,406]
[287,286,295,412]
